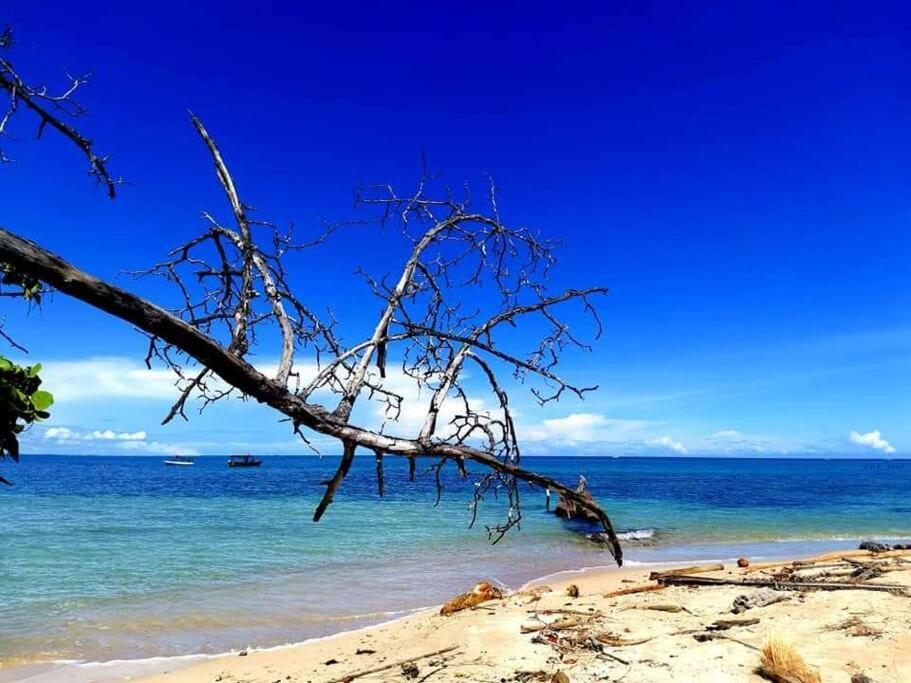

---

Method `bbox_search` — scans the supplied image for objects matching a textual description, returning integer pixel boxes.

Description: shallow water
[0,455,908,669]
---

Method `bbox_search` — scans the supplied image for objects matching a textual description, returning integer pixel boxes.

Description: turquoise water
[1,455,909,669]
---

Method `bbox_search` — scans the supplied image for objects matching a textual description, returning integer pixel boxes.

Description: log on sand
[658,574,909,594]
[649,564,724,580]
[604,584,666,598]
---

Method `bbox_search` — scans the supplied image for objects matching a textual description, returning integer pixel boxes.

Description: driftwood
[325,645,459,683]
[649,564,724,580]
[604,584,666,598]
[745,549,911,574]
[707,617,760,630]
[440,581,503,616]
[596,632,653,647]
[733,588,790,614]
[658,574,909,594]
[553,476,602,524]
[643,604,688,613]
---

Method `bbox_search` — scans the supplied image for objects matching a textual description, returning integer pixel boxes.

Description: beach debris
[565,584,580,598]
[325,645,458,683]
[324,658,340,665]
[551,672,570,683]
[238,649,248,657]
[547,616,587,631]
[440,580,503,616]
[657,573,909,595]
[851,674,875,683]
[757,634,822,683]
[521,622,548,633]
[553,476,601,524]
[826,616,883,638]
[604,584,666,598]
[520,585,553,597]
[355,648,376,655]
[649,563,724,580]
[596,632,653,647]
[859,541,893,553]
[401,661,420,678]
[738,557,751,568]
[733,588,791,614]
[707,617,760,630]
[643,603,689,613]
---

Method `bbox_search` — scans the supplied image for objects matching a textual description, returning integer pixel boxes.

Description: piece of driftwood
[649,563,724,580]
[643,604,687,613]
[521,622,548,634]
[547,617,588,631]
[533,608,603,617]
[604,584,666,598]
[325,645,459,683]
[553,476,602,524]
[707,617,760,630]
[440,581,503,616]
[658,574,909,594]
[733,588,791,614]
[745,549,911,574]
[596,632,653,647]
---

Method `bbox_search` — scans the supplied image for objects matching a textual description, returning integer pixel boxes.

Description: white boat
[164,456,194,466]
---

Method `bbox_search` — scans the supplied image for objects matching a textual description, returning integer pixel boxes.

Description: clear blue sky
[2,1,908,457]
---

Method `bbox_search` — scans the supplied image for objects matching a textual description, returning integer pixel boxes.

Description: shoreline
[135,546,911,683]
[7,544,910,682]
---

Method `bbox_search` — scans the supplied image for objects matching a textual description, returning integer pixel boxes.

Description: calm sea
[1,455,908,675]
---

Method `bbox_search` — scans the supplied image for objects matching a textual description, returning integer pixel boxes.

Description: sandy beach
[133,548,911,683]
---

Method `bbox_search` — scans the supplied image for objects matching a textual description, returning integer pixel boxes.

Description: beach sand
[136,548,911,683]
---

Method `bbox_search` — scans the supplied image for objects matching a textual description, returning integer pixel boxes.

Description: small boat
[164,456,194,466]
[228,454,262,468]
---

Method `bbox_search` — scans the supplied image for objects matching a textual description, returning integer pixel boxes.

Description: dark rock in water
[859,541,892,552]
[553,475,601,524]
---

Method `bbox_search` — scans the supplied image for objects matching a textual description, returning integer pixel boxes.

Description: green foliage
[0,263,44,303]
[0,355,53,481]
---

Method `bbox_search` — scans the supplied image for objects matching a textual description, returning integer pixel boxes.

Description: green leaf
[31,390,54,411]
[28,363,42,377]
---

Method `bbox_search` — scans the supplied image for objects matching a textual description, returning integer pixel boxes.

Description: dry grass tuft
[758,634,822,683]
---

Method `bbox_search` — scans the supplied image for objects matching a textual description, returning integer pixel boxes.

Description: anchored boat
[164,456,194,466]
[228,454,262,468]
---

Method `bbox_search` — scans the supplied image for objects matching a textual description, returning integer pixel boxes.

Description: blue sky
[2,1,908,457]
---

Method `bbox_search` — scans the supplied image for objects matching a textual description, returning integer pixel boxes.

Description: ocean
[1,455,908,677]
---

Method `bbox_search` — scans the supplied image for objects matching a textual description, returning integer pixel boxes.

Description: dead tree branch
[0,31,622,561]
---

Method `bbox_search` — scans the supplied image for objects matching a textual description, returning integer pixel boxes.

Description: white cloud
[117,440,199,456]
[649,436,688,454]
[41,425,198,456]
[41,357,178,401]
[849,430,896,454]
[523,412,651,443]
[44,426,147,441]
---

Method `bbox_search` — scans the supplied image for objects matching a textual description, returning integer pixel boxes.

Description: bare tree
[0,29,623,564]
